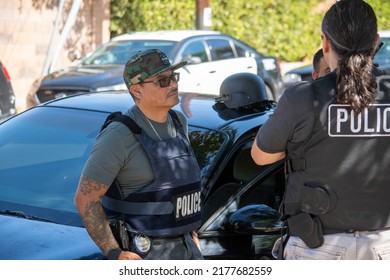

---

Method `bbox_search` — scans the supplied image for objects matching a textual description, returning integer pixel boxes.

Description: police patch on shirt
[173,190,201,220]
[328,104,390,137]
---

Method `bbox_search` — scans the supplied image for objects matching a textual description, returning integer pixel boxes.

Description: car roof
[111,30,223,42]
[42,91,269,131]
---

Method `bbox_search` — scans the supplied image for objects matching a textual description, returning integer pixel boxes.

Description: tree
[110,0,390,62]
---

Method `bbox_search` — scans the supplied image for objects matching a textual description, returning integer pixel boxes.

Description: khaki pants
[274,229,390,260]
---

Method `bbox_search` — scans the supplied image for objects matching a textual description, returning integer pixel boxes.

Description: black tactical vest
[101,110,202,237]
[283,71,390,235]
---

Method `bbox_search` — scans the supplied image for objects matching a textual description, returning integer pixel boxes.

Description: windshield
[82,40,178,65]
[0,107,107,225]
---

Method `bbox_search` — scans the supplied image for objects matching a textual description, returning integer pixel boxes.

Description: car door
[174,39,210,94]
[176,38,257,95]
[198,138,285,260]
[204,38,257,95]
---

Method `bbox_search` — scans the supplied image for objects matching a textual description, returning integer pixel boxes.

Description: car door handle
[209,70,216,73]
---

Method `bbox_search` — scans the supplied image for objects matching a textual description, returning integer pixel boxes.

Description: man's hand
[192,231,201,251]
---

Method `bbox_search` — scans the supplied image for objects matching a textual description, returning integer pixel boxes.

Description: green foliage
[211,0,324,61]
[110,0,390,62]
[368,0,390,31]
[110,0,195,35]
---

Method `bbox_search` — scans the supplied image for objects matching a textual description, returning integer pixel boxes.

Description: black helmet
[216,72,267,109]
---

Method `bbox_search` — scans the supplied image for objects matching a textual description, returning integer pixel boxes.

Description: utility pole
[195,0,212,30]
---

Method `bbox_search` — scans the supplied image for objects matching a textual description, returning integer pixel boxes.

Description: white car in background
[112,31,258,95]
[27,30,284,107]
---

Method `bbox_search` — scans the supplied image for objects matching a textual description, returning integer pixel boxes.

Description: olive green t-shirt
[82,105,188,197]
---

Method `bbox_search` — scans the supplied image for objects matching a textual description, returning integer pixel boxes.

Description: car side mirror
[68,50,80,62]
[187,56,202,65]
[226,204,283,234]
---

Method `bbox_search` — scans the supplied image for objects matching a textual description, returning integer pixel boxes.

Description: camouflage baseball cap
[123,49,188,89]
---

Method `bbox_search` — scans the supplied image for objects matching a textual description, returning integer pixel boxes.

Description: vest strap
[101,196,173,215]
[286,158,306,172]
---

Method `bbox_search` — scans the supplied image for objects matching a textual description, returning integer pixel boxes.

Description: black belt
[151,234,187,241]
[323,227,390,235]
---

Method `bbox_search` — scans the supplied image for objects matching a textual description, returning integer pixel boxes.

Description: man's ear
[130,84,142,99]
[312,71,319,80]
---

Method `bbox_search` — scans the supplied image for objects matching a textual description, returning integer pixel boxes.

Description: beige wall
[0,0,110,112]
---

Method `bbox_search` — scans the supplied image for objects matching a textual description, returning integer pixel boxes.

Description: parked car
[283,30,390,88]
[0,60,16,120]
[26,30,284,107]
[283,64,313,89]
[375,30,390,72]
[0,87,285,259]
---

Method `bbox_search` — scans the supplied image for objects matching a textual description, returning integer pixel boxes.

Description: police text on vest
[174,191,201,220]
[328,104,390,137]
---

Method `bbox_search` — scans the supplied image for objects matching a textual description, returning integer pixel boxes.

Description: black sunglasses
[141,72,180,88]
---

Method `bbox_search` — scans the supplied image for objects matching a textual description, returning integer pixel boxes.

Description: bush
[110,0,390,62]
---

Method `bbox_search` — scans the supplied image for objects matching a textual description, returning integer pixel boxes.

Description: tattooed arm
[74,174,142,260]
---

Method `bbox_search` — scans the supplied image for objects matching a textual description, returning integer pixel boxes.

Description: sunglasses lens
[154,73,180,88]
[159,77,171,88]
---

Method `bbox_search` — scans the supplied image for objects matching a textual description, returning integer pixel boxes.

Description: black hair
[312,49,324,73]
[322,0,378,114]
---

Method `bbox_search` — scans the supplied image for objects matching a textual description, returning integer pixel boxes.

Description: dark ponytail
[322,0,378,114]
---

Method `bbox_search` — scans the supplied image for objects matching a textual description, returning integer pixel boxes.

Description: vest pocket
[301,183,338,215]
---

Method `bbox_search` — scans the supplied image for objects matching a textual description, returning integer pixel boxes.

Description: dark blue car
[0,90,285,260]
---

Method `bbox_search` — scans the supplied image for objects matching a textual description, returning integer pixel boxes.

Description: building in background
[0,0,110,112]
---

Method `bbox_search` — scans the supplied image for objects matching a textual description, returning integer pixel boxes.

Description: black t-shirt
[256,74,322,154]
[256,69,390,155]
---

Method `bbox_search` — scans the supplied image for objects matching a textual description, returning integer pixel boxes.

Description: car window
[181,41,209,63]
[83,40,177,65]
[234,43,250,58]
[206,39,235,61]
[0,107,106,220]
[188,126,227,178]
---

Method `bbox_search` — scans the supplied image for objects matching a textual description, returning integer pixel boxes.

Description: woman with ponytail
[251,0,390,260]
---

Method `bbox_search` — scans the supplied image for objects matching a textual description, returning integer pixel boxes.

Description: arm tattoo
[78,174,108,196]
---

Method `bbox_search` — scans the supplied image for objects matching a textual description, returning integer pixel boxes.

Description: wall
[0,0,110,112]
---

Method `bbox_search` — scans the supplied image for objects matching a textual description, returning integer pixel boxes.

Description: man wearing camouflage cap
[74,49,203,260]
